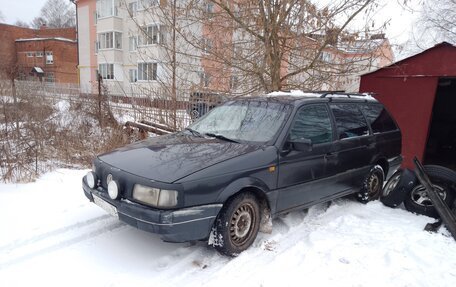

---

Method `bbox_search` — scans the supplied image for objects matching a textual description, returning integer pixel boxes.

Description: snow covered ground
[1,169,455,287]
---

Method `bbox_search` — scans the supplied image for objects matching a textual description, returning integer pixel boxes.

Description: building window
[129,36,137,51]
[138,62,157,81]
[128,1,138,16]
[99,63,114,79]
[139,25,164,45]
[96,0,119,18]
[206,1,214,14]
[46,51,54,64]
[98,32,122,49]
[26,52,34,57]
[115,32,122,49]
[139,0,159,10]
[129,69,138,82]
[98,32,113,49]
[35,51,43,57]
[202,38,212,54]
[199,72,210,87]
[45,72,55,83]
[319,51,332,62]
[230,75,238,90]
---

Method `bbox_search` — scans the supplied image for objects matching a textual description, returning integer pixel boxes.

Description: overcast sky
[0,0,50,24]
[0,0,420,59]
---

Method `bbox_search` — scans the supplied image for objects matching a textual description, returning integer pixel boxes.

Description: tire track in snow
[0,215,111,253]
[0,216,124,270]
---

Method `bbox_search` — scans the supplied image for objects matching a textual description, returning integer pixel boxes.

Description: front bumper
[82,178,222,243]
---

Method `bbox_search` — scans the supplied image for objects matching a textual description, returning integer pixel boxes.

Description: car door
[329,103,373,191]
[276,103,337,212]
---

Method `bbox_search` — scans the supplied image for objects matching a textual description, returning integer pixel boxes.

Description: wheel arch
[374,156,389,178]
[215,177,272,221]
[216,177,271,207]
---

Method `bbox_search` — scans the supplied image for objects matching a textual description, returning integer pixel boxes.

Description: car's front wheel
[211,192,260,256]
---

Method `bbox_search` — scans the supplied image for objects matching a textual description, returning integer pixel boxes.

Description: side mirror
[290,138,312,152]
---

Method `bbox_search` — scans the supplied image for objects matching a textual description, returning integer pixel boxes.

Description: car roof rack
[319,92,371,98]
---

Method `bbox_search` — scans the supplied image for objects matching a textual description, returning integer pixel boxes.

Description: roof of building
[361,41,456,77]
[15,37,76,43]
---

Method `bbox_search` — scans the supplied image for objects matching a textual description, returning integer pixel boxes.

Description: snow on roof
[33,67,44,73]
[267,90,320,97]
[337,39,386,54]
[15,37,76,43]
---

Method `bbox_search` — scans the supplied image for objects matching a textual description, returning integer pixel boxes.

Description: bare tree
[14,20,30,28]
[32,0,76,28]
[31,16,47,29]
[416,0,456,45]
[182,0,388,93]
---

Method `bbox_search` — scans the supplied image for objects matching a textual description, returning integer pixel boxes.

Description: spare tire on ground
[381,169,417,208]
[404,165,456,218]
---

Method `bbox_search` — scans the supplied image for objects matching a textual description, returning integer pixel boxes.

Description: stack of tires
[381,165,456,218]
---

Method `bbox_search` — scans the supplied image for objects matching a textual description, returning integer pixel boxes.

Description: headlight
[106,174,113,185]
[108,180,120,200]
[86,171,96,189]
[158,189,178,207]
[133,184,178,208]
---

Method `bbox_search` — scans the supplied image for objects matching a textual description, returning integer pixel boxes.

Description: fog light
[108,180,120,200]
[86,172,96,189]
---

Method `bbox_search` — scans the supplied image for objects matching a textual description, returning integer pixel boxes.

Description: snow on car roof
[267,90,320,97]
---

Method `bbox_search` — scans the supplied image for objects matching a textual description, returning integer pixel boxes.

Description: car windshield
[188,100,291,143]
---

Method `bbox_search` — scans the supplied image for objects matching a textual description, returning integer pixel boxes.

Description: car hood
[98,133,260,183]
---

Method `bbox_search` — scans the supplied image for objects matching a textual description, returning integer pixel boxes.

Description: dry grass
[0,87,129,183]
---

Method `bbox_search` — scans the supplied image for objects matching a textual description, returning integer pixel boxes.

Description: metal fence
[0,80,226,131]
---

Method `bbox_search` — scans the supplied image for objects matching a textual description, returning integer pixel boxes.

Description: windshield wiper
[184,127,204,138]
[205,133,239,143]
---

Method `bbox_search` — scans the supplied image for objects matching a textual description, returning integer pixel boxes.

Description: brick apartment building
[75,0,393,96]
[0,23,78,84]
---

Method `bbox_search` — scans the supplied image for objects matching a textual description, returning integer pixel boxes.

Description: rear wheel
[211,192,260,256]
[357,165,385,203]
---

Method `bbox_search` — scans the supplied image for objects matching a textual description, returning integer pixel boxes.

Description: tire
[404,165,456,218]
[356,165,385,203]
[211,192,260,257]
[380,169,417,208]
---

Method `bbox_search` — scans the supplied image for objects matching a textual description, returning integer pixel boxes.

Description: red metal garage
[360,42,456,169]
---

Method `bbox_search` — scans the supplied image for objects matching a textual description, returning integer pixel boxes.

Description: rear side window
[360,104,398,133]
[289,104,333,144]
[330,103,369,139]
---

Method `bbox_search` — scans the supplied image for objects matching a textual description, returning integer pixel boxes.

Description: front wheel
[211,192,260,257]
[356,165,385,203]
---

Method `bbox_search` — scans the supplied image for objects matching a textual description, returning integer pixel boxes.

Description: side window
[330,103,369,139]
[289,104,333,144]
[360,104,398,133]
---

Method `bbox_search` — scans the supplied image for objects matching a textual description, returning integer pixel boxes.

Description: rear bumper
[82,178,222,243]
